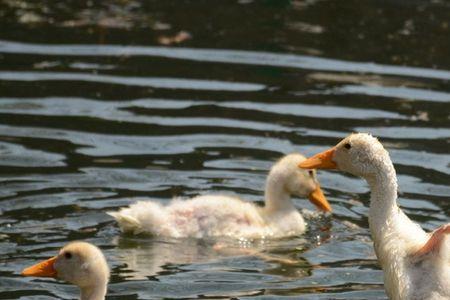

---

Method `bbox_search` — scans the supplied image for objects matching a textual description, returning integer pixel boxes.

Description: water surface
[0,1,449,299]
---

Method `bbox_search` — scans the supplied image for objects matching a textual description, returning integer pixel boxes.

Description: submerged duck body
[299,133,450,300]
[109,153,331,239]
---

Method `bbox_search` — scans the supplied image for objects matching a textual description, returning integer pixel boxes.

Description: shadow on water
[0,0,449,299]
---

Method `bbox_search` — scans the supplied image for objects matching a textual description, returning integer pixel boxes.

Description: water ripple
[1,40,449,80]
[0,71,265,91]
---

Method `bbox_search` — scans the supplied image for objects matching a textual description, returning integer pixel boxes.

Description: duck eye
[308,170,314,176]
[64,252,72,259]
[344,143,351,150]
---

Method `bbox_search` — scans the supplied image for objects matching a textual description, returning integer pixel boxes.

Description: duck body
[369,175,450,300]
[299,133,449,300]
[109,153,331,239]
[110,194,305,238]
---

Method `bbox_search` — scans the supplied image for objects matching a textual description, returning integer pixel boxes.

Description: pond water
[0,1,449,299]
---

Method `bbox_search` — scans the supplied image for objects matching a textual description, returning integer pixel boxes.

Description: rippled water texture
[0,1,449,299]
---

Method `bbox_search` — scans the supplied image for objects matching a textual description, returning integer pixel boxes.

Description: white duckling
[22,241,109,300]
[108,153,331,239]
[299,133,450,300]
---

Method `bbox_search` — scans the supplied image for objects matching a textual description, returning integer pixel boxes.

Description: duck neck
[80,282,107,300]
[264,175,294,213]
[365,159,399,243]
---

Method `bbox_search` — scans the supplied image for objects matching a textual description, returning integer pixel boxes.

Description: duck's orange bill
[308,184,332,212]
[21,256,57,278]
[298,148,337,169]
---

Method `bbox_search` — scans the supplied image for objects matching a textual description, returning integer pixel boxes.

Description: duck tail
[107,211,143,235]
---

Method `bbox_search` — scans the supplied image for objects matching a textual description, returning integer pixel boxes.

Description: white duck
[299,133,450,300]
[108,153,331,239]
[22,241,109,300]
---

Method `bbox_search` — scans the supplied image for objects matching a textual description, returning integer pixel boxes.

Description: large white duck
[22,241,109,300]
[108,153,332,239]
[299,133,450,300]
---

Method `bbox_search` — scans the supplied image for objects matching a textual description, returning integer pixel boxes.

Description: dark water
[0,0,449,299]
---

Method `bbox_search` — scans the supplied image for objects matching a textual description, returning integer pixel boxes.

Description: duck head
[298,133,389,178]
[22,241,109,297]
[268,153,332,212]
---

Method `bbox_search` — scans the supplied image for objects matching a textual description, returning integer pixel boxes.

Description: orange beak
[298,148,337,169]
[308,184,332,212]
[21,256,57,278]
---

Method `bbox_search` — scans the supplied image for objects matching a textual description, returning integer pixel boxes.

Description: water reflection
[113,235,314,281]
